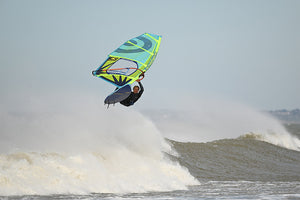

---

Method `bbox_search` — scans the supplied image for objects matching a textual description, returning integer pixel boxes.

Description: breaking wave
[144,99,300,152]
[241,131,300,151]
[0,99,198,196]
[1,95,299,196]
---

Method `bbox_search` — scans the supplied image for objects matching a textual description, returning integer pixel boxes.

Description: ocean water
[0,101,300,199]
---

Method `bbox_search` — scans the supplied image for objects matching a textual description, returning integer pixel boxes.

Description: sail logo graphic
[115,36,153,54]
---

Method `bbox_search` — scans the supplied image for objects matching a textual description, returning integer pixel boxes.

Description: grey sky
[0,0,299,110]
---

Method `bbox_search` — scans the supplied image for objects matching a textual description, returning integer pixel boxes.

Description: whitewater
[0,103,198,195]
[0,96,299,199]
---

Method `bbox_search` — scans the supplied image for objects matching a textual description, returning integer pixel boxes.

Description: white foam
[0,96,198,195]
[0,150,198,195]
[243,131,300,151]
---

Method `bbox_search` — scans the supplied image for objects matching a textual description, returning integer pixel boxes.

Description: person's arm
[138,81,144,95]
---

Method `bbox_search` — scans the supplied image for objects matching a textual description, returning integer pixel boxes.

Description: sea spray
[242,131,300,151]
[0,98,198,195]
[144,98,300,151]
[0,150,198,195]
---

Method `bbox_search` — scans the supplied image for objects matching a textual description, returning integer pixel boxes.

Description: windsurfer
[119,80,144,107]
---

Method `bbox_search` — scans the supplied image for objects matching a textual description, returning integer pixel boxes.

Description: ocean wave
[0,150,198,196]
[171,137,300,182]
[144,100,299,152]
[240,131,300,151]
[1,97,299,195]
[0,105,198,196]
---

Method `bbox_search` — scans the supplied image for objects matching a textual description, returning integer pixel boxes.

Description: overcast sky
[0,0,299,110]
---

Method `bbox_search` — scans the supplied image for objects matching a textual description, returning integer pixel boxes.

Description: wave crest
[241,131,300,151]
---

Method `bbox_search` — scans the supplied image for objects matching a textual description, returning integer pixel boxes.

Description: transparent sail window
[107,59,138,76]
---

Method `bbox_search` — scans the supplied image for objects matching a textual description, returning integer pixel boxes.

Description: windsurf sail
[92,33,162,88]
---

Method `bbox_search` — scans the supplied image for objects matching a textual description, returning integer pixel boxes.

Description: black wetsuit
[120,82,144,107]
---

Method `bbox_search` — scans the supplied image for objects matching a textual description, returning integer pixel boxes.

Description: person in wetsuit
[120,80,144,107]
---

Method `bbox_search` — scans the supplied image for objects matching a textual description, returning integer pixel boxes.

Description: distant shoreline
[268,109,300,124]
